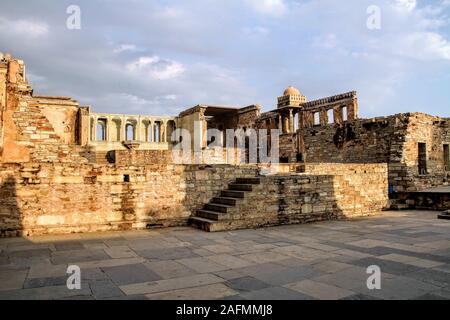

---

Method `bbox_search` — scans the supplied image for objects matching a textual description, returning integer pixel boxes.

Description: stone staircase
[438,210,450,220]
[189,177,261,232]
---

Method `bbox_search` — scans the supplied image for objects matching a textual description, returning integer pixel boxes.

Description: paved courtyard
[1,210,450,300]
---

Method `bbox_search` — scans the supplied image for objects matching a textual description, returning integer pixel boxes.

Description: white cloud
[0,18,48,37]
[246,0,287,17]
[393,0,417,12]
[163,94,177,100]
[397,32,450,60]
[312,33,338,50]
[243,26,270,37]
[126,56,185,80]
[113,44,137,53]
[99,93,179,113]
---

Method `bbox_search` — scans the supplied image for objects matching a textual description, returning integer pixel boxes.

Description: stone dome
[283,86,301,96]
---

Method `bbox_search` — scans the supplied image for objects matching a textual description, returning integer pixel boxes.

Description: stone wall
[202,163,389,231]
[301,113,450,194]
[114,149,172,166]
[0,162,258,237]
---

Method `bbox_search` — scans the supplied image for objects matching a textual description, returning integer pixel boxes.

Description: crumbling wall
[35,96,80,145]
[397,113,450,191]
[302,113,450,194]
[302,115,407,163]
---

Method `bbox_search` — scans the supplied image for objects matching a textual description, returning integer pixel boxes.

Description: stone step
[212,197,239,206]
[204,203,234,213]
[196,209,229,221]
[189,216,215,232]
[228,184,253,191]
[236,177,260,185]
[438,210,450,220]
[221,190,246,198]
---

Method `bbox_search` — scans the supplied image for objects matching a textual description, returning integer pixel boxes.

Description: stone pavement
[1,210,450,300]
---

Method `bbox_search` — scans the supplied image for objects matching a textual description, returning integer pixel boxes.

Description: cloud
[393,0,417,12]
[1,0,449,119]
[246,0,287,17]
[312,34,339,50]
[397,32,450,60]
[96,93,179,114]
[113,44,137,53]
[0,18,48,37]
[126,56,185,80]
[243,26,270,37]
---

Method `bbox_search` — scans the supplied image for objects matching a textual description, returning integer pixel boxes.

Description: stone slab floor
[1,210,450,300]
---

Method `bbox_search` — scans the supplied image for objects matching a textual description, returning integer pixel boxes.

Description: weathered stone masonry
[0,53,449,236]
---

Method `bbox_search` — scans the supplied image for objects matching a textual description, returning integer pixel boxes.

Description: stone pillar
[162,120,167,143]
[149,120,153,142]
[298,112,303,129]
[106,116,111,141]
[334,108,343,125]
[92,116,98,141]
[320,109,328,126]
[347,99,358,120]
[289,109,294,133]
[120,116,126,141]
[78,107,90,146]
[137,117,142,141]
[284,115,289,134]
[278,114,282,132]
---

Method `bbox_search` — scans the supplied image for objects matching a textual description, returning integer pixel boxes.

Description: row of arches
[90,117,176,143]
[311,107,348,126]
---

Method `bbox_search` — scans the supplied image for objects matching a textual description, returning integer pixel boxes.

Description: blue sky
[0,0,449,118]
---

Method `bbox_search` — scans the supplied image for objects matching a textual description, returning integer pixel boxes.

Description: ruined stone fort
[1,54,449,237]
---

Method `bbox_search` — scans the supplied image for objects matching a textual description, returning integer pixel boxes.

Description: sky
[0,0,449,118]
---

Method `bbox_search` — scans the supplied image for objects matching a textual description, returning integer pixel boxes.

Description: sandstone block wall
[207,163,389,231]
[114,149,172,166]
[301,113,450,194]
[0,162,258,237]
